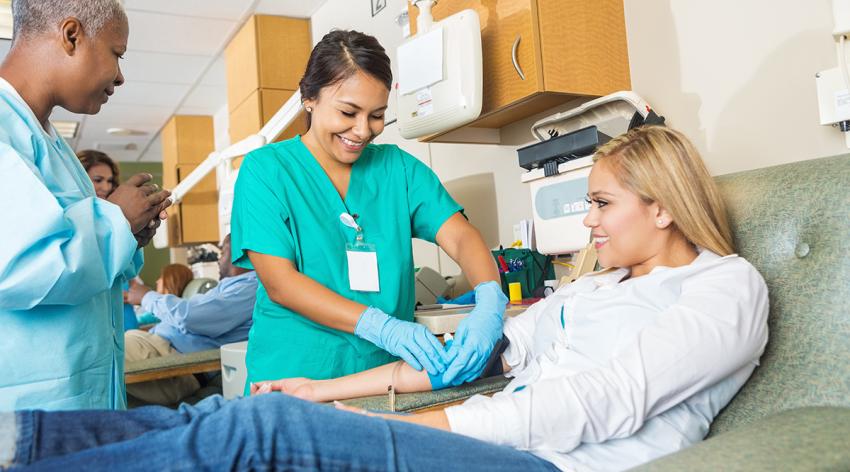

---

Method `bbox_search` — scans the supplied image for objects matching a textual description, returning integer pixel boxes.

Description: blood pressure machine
[519,91,665,255]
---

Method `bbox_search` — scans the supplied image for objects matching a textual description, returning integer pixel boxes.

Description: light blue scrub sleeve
[401,150,463,243]
[0,144,138,310]
[230,152,297,269]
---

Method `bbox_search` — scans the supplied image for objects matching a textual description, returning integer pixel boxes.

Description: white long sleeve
[445,253,768,459]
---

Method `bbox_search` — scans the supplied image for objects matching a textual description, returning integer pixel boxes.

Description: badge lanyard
[340,212,380,292]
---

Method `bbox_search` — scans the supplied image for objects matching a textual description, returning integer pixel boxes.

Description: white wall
[624,0,846,175]
[297,0,850,273]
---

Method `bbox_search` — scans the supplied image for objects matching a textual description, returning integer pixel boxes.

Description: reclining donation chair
[344,154,850,470]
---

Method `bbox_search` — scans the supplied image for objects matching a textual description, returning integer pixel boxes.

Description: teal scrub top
[0,78,141,411]
[231,136,462,384]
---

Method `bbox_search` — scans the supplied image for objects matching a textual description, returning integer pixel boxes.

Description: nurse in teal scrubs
[231,30,508,388]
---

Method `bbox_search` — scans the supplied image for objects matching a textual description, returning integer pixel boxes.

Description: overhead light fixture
[0,0,12,41]
[106,127,148,136]
[51,120,79,139]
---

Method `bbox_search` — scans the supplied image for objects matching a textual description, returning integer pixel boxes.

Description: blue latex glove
[354,306,450,375]
[436,289,476,305]
[441,281,508,386]
[428,338,453,389]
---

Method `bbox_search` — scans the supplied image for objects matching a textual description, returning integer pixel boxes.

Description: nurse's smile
[338,134,366,153]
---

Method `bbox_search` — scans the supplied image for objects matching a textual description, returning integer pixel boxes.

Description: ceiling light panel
[50,120,79,139]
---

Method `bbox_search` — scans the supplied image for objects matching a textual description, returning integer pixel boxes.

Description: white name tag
[347,246,380,292]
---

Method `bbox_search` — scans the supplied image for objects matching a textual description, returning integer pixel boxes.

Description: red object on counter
[497,255,509,273]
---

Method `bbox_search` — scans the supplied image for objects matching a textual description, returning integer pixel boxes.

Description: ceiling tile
[76,135,150,149]
[199,57,227,87]
[138,135,164,163]
[179,85,227,113]
[76,124,157,143]
[126,10,236,56]
[109,81,192,107]
[255,0,329,18]
[124,0,253,21]
[121,51,210,85]
[49,108,88,123]
[75,136,150,162]
[82,103,174,127]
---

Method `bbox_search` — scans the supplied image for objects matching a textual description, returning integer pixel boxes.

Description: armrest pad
[632,407,850,471]
[125,349,221,376]
[341,375,511,412]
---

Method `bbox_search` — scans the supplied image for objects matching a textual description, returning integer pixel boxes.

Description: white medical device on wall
[519,91,664,255]
[396,0,483,139]
[152,91,303,248]
[815,0,850,148]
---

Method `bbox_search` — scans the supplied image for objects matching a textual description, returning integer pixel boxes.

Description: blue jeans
[10,394,558,471]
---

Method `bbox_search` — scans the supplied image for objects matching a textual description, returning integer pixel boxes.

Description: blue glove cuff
[353,306,390,346]
[474,280,509,317]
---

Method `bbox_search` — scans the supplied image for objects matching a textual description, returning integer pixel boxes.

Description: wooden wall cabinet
[409,0,631,140]
[161,115,219,246]
[228,89,307,148]
[225,14,311,162]
[225,15,311,111]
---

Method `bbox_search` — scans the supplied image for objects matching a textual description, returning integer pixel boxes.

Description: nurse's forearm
[436,214,499,287]
[247,251,365,332]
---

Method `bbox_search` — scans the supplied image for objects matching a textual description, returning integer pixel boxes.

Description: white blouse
[445,250,769,471]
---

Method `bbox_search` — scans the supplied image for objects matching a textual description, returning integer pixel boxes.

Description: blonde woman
[4,127,768,471]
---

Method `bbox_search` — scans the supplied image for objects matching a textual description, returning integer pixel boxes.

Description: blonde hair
[593,126,734,256]
[159,264,194,296]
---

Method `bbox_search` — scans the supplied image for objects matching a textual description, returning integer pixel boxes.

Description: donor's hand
[250,378,318,401]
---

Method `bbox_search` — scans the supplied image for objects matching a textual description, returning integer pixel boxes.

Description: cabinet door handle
[511,34,526,80]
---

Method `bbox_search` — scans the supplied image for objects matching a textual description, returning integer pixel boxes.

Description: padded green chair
[634,154,850,470]
[181,277,218,298]
[346,154,850,470]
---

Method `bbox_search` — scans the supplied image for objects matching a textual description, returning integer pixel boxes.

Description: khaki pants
[124,330,200,406]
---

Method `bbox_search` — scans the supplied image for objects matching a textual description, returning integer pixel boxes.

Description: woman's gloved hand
[354,306,450,375]
[441,281,507,386]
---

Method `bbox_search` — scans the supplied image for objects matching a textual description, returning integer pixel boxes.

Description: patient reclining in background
[123,234,258,405]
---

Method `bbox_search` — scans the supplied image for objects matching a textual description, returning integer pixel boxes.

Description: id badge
[346,242,380,292]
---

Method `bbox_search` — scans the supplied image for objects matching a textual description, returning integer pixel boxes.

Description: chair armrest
[340,375,511,412]
[631,406,850,471]
[125,349,221,384]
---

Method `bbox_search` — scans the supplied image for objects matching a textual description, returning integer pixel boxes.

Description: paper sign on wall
[397,27,444,95]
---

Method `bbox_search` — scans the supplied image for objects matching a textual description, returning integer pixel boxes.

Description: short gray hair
[11,0,127,42]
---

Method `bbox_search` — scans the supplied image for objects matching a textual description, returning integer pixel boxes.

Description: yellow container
[508,282,522,304]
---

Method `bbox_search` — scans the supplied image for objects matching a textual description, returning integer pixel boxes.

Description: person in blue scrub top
[0,0,172,411]
[78,149,139,331]
[231,30,507,389]
[123,235,258,406]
